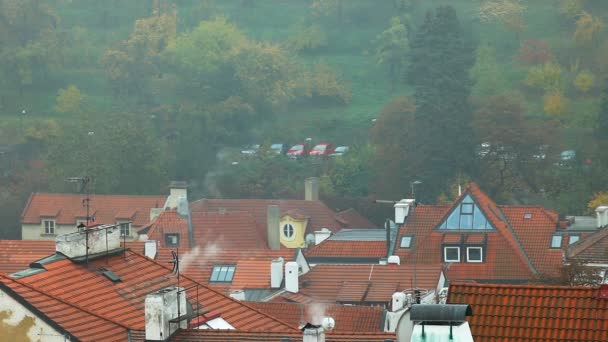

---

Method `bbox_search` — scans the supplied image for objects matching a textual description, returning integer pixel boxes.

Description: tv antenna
[67,176,93,229]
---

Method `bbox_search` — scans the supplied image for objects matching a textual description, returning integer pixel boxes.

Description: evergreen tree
[407,6,475,199]
[598,81,608,140]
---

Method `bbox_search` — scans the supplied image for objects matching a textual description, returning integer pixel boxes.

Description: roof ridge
[125,249,301,332]
[567,227,608,258]
[0,273,131,330]
[449,281,599,291]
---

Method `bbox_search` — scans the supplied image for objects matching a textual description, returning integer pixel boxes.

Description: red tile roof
[154,247,296,292]
[278,263,442,304]
[447,282,608,342]
[189,198,363,234]
[245,302,385,332]
[0,274,130,342]
[334,208,378,228]
[141,210,191,248]
[171,330,397,341]
[305,240,387,258]
[22,193,165,226]
[568,227,608,263]
[0,240,55,274]
[0,240,145,275]
[13,249,298,333]
[191,211,268,250]
[395,183,563,281]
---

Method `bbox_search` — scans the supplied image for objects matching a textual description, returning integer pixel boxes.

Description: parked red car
[309,143,335,157]
[286,143,310,159]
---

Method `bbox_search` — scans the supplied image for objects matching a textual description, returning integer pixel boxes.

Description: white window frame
[466,247,483,263]
[165,233,180,247]
[444,247,460,262]
[43,219,56,235]
[551,235,562,248]
[282,223,295,241]
[117,221,131,237]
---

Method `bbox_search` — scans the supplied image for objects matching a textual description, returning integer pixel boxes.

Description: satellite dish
[321,317,335,331]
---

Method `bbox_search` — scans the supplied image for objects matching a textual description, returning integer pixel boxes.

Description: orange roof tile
[568,227,608,263]
[0,274,130,341]
[448,282,608,342]
[283,264,442,304]
[191,211,268,250]
[394,183,563,282]
[190,198,364,234]
[246,302,385,332]
[337,281,371,302]
[22,193,165,227]
[171,330,397,341]
[13,249,299,333]
[305,240,387,259]
[154,247,295,292]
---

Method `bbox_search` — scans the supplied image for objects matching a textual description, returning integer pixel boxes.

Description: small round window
[283,223,295,240]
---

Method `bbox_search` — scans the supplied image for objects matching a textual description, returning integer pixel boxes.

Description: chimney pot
[271,257,285,288]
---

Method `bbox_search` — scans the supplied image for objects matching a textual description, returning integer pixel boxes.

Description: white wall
[0,289,66,342]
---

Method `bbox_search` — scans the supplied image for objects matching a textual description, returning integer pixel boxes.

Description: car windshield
[270,144,283,149]
[335,146,347,152]
[313,145,326,151]
[291,145,303,151]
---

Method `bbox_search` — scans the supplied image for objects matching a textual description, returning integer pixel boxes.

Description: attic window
[466,247,483,263]
[569,235,580,245]
[400,236,413,248]
[165,233,180,247]
[444,247,460,262]
[439,194,492,230]
[551,235,562,248]
[210,265,236,283]
[524,213,532,219]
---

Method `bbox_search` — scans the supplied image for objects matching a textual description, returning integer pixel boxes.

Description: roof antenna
[68,176,93,266]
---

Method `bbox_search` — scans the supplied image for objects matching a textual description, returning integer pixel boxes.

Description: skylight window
[400,236,413,248]
[439,194,492,230]
[210,265,236,282]
[524,213,532,219]
[569,235,580,245]
[551,235,562,248]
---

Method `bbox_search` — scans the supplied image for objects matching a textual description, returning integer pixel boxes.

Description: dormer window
[439,194,492,230]
[551,235,562,248]
[444,247,460,262]
[43,219,55,235]
[165,233,180,247]
[282,223,295,241]
[466,247,483,263]
[117,221,131,237]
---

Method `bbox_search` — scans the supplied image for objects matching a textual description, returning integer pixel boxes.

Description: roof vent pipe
[271,257,285,288]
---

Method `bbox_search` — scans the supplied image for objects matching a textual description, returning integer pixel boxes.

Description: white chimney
[305,177,319,201]
[230,290,245,301]
[303,326,325,342]
[145,240,157,259]
[267,205,281,250]
[145,286,187,341]
[285,261,299,293]
[387,255,401,265]
[271,257,284,288]
[314,228,332,245]
[165,181,188,209]
[394,199,415,225]
[177,197,189,217]
[597,206,608,228]
[56,224,121,258]
[392,292,407,312]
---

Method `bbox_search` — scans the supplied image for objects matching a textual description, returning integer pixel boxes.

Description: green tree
[54,85,85,114]
[469,44,508,102]
[370,96,416,199]
[407,6,475,199]
[375,17,409,91]
[327,145,375,197]
[599,80,608,139]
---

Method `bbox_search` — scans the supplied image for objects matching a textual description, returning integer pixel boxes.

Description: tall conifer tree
[407,5,475,198]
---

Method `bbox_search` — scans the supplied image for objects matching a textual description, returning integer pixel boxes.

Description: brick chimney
[267,205,281,250]
[305,177,319,201]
